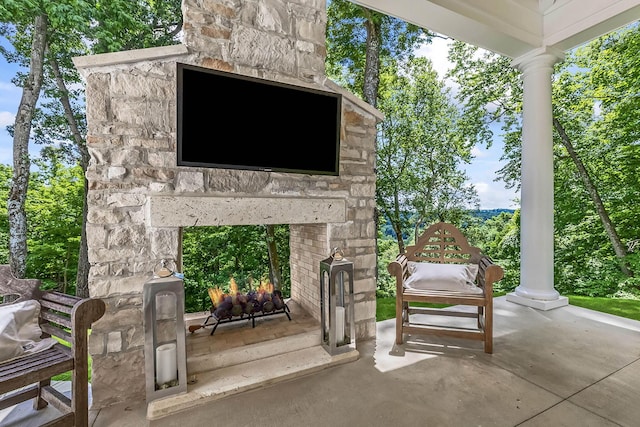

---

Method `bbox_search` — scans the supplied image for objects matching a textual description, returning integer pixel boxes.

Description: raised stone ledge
[149,196,347,227]
[73,44,189,70]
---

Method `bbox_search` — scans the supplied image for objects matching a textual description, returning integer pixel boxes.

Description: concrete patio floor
[2,295,639,426]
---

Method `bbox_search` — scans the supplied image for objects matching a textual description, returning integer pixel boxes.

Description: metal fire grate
[197,289,291,335]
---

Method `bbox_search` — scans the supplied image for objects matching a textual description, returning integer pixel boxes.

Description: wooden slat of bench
[0,346,70,377]
[407,307,478,318]
[402,289,487,306]
[40,291,80,307]
[41,384,73,414]
[0,384,39,410]
[402,324,485,341]
[40,298,74,315]
[41,323,73,344]
[40,310,73,329]
[0,345,73,394]
[41,411,74,427]
[411,255,472,262]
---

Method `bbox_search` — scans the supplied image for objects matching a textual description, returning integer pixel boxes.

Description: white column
[507,48,569,310]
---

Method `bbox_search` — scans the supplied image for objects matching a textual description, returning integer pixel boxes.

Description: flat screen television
[176,63,342,176]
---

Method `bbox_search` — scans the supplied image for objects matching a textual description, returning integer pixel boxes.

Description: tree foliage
[376,57,478,254]
[181,225,291,313]
[0,0,182,294]
[0,162,83,292]
[26,158,84,293]
[326,0,430,105]
[447,23,640,297]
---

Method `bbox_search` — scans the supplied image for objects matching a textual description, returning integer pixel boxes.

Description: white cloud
[0,82,19,92]
[473,180,519,210]
[0,111,15,127]
[471,145,488,158]
[414,35,460,97]
[415,35,453,80]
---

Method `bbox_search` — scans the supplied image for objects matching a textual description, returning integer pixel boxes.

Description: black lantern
[319,248,356,355]
[143,261,187,402]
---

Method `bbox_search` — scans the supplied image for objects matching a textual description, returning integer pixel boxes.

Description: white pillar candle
[155,342,177,386]
[335,306,345,344]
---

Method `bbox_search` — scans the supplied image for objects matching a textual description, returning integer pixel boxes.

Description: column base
[506,292,569,311]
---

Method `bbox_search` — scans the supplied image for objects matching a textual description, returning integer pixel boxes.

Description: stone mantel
[149,196,346,227]
[72,44,189,72]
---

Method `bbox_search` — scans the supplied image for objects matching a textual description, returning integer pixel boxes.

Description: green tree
[1,0,182,294]
[551,26,640,294]
[0,6,49,278]
[326,0,430,106]
[26,159,84,293]
[376,57,478,254]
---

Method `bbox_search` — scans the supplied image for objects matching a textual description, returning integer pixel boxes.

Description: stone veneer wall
[74,0,382,409]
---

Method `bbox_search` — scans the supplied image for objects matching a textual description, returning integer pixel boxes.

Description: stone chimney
[73,0,382,409]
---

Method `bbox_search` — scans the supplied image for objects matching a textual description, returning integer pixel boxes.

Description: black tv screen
[177,63,342,175]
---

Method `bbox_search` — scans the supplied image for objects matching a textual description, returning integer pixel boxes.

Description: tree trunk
[362,8,382,281]
[392,191,406,254]
[362,12,381,107]
[75,168,91,297]
[553,117,633,277]
[8,14,48,278]
[265,225,281,290]
[49,54,91,297]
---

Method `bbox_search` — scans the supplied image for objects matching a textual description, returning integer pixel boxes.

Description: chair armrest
[478,256,504,296]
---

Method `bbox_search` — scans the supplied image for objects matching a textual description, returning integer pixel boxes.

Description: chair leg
[484,301,493,354]
[396,300,405,345]
[33,379,49,410]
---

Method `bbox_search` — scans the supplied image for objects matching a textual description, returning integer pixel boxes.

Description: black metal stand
[201,303,292,336]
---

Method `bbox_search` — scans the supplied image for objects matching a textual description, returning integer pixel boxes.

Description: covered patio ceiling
[348,0,640,59]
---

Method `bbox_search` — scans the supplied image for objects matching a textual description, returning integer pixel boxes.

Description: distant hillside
[470,209,515,221]
[379,209,515,238]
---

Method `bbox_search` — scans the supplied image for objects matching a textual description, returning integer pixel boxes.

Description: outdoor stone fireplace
[73,0,381,409]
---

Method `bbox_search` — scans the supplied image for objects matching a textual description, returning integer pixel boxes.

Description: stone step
[187,329,321,374]
[146,345,359,421]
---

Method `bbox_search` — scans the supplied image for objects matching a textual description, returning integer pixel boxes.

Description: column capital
[511,46,565,73]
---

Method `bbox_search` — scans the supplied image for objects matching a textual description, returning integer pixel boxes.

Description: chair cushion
[404,262,482,294]
[0,300,57,363]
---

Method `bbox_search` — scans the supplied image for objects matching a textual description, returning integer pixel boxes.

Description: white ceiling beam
[544,1,640,51]
[348,0,541,57]
[348,0,640,59]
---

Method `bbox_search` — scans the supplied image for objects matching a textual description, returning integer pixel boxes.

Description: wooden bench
[0,265,105,426]
[387,222,503,353]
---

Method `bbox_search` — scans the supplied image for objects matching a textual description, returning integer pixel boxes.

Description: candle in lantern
[335,306,345,344]
[155,342,177,386]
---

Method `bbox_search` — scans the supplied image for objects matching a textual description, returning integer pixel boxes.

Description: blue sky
[417,37,520,210]
[0,35,519,210]
[0,49,20,165]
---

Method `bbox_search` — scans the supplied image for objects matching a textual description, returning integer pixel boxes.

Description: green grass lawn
[567,295,640,321]
[376,294,640,322]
